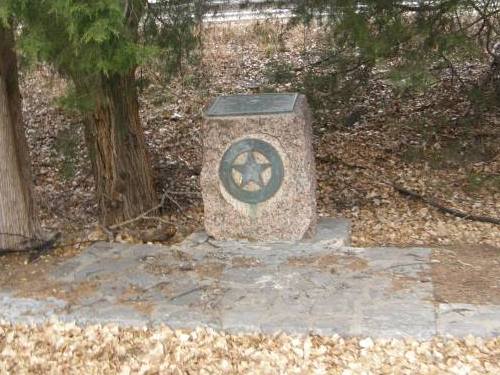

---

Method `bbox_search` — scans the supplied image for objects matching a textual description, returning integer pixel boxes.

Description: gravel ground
[0,323,499,374]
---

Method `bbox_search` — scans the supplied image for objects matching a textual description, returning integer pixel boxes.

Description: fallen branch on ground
[165,190,202,198]
[392,184,500,225]
[0,232,62,260]
[0,232,105,263]
[109,191,172,230]
[163,191,189,219]
[27,233,63,262]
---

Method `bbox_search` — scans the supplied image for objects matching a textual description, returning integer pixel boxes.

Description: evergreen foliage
[0,0,205,224]
[144,0,205,75]
[292,0,500,103]
[2,0,204,110]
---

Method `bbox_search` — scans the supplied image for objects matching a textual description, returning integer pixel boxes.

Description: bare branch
[393,184,500,225]
[109,191,168,230]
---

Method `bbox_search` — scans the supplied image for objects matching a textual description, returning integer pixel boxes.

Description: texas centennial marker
[201,93,317,241]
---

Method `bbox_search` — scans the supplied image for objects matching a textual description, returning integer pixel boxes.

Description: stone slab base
[0,219,499,338]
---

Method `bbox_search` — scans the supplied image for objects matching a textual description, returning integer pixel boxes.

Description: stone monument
[201,93,317,241]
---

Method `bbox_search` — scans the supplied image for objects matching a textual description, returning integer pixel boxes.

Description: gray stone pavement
[1,218,499,338]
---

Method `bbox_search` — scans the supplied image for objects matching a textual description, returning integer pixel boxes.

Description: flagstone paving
[1,218,499,338]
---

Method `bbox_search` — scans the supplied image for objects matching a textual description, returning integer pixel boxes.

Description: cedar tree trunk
[493,43,500,99]
[82,70,156,225]
[0,24,40,250]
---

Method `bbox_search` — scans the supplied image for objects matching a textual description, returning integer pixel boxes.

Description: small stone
[359,337,374,349]
[170,112,183,120]
[405,350,417,363]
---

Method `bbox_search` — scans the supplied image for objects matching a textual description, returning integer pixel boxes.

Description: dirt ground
[2,21,499,304]
[1,245,499,307]
[432,245,500,305]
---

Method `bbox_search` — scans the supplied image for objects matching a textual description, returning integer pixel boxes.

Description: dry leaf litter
[3,21,499,374]
[20,22,499,249]
[0,323,499,374]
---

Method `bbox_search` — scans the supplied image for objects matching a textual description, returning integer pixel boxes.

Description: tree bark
[492,42,500,99]
[0,24,40,250]
[82,70,157,225]
[77,0,157,226]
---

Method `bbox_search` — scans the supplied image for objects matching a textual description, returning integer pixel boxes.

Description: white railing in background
[148,1,500,23]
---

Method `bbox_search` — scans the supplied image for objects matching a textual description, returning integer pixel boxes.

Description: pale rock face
[201,94,317,241]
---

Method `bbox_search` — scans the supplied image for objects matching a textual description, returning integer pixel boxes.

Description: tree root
[393,184,500,225]
[0,232,62,261]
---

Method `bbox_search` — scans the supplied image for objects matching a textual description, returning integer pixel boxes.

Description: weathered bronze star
[232,152,271,189]
[219,138,284,204]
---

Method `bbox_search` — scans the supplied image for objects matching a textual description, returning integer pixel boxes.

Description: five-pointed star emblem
[232,151,271,189]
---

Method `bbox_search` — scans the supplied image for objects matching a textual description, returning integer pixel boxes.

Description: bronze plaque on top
[205,93,299,117]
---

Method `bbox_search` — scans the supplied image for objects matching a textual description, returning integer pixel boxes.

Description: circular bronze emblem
[219,138,284,204]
